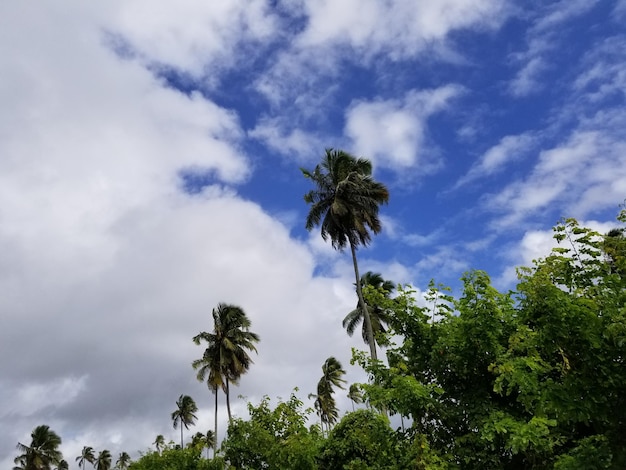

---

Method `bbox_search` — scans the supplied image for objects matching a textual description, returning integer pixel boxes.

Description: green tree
[115,452,131,470]
[222,392,321,469]
[76,446,96,470]
[343,271,395,349]
[54,461,68,470]
[14,425,63,470]
[302,149,389,361]
[316,356,347,433]
[171,394,198,448]
[95,450,112,470]
[193,303,260,453]
[188,431,215,459]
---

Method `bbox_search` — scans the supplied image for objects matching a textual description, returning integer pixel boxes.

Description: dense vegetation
[14,151,626,469]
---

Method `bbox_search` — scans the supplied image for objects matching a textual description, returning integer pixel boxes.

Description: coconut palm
[54,461,68,470]
[343,271,395,351]
[347,383,364,412]
[193,303,260,453]
[95,450,111,470]
[153,435,165,454]
[114,452,131,470]
[302,149,389,361]
[316,357,346,432]
[76,446,95,470]
[171,394,198,448]
[14,424,63,470]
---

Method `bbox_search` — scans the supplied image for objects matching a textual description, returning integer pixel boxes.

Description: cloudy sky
[2,0,625,466]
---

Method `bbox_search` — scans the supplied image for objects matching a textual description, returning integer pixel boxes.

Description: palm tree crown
[76,446,95,470]
[171,394,198,448]
[95,450,112,470]
[343,271,395,347]
[302,149,389,361]
[14,424,63,470]
[114,452,131,470]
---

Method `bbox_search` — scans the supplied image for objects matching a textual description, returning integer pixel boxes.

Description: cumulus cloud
[345,86,462,171]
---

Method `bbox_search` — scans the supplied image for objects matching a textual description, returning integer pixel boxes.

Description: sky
[1,0,625,466]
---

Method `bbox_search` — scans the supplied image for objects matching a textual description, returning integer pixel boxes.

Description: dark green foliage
[317,409,397,469]
[128,447,224,470]
[221,392,322,469]
[14,425,64,470]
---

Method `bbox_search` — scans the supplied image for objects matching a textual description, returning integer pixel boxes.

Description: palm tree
[114,452,131,470]
[54,461,68,470]
[316,357,346,432]
[343,271,394,352]
[14,424,63,470]
[347,383,364,412]
[193,303,260,452]
[171,394,198,448]
[95,451,111,470]
[76,446,95,470]
[302,149,389,361]
[153,435,165,454]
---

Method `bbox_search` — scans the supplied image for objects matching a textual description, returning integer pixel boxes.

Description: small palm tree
[302,149,389,361]
[114,452,131,470]
[95,450,112,470]
[14,424,63,470]
[347,383,364,412]
[343,271,395,351]
[55,461,68,470]
[152,435,165,454]
[76,446,96,470]
[171,394,198,448]
[316,357,346,432]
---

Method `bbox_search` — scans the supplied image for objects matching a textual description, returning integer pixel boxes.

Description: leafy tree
[354,210,626,468]
[221,392,322,469]
[188,431,215,459]
[193,303,260,453]
[76,446,96,470]
[54,461,68,470]
[14,425,63,470]
[128,446,223,470]
[317,409,398,470]
[343,271,395,351]
[95,450,112,470]
[302,149,389,361]
[115,452,132,470]
[171,394,199,448]
[316,356,346,432]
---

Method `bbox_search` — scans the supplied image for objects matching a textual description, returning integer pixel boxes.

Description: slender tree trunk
[214,385,218,458]
[180,425,184,449]
[225,378,232,424]
[350,241,378,361]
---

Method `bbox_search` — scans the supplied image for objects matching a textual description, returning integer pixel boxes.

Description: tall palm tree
[14,424,63,470]
[114,452,131,470]
[54,461,68,470]
[152,435,165,454]
[76,446,95,470]
[171,394,198,448]
[95,450,111,470]
[193,303,260,452]
[316,357,346,432]
[302,149,389,361]
[343,271,394,352]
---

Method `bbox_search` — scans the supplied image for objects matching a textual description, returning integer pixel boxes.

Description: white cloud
[249,117,325,161]
[345,86,462,171]
[454,133,536,188]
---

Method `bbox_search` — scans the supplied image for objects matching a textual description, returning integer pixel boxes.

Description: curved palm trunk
[350,241,378,361]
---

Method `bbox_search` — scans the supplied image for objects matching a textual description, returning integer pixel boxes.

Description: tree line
[14,150,626,468]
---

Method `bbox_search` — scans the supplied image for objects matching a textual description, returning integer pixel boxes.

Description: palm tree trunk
[214,385,218,458]
[350,241,378,361]
[225,378,232,424]
[180,426,184,449]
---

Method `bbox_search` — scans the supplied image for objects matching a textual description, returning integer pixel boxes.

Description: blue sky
[1,0,625,466]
